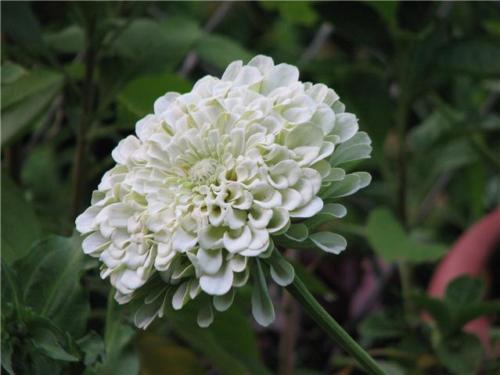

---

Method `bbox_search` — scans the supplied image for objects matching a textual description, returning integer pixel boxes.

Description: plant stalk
[286,274,384,375]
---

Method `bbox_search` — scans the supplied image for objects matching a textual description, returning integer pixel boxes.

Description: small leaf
[309,232,347,254]
[30,319,79,362]
[366,208,447,263]
[435,332,483,375]
[284,223,309,242]
[251,259,275,326]
[445,275,484,307]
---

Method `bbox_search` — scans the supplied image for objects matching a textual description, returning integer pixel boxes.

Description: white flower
[76,55,372,328]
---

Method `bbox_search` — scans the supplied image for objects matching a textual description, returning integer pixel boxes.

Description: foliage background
[1,1,500,374]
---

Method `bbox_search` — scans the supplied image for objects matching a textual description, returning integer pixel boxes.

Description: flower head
[76,55,371,328]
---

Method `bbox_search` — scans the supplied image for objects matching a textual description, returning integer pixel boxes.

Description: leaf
[437,40,500,77]
[359,311,406,341]
[411,293,451,331]
[1,61,27,84]
[164,300,270,375]
[29,317,79,362]
[1,174,41,264]
[309,232,347,254]
[77,332,105,367]
[113,17,201,73]
[435,332,483,375]
[445,275,484,307]
[260,1,318,26]
[1,68,62,110]
[455,301,500,328]
[1,69,63,145]
[118,73,191,117]
[1,2,46,57]
[44,25,84,54]
[196,34,254,69]
[366,208,447,263]
[15,236,90,337]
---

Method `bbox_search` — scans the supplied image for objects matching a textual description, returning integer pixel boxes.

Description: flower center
[188,158,219,183]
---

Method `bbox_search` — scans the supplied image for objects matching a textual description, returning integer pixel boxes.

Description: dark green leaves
[366,208,447,263]
[196,35,253,70]
[1,67,63,145]
[118,73,191,117]
[15,236,90,337]
[1,175,41,264]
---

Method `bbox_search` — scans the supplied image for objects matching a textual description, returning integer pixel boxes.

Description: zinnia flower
[76,55,371,328]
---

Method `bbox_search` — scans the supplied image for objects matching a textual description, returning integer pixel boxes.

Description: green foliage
[366,208,447,263]
[2,1,500,374]
[1,175,41,264]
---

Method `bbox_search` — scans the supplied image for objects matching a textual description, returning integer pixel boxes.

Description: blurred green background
[2,1,500,374]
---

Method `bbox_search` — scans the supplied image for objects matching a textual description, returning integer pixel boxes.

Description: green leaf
[1,69,63,145]
[445,276,484,308]
[1,61,27,84]
[435,332,483,375]
[1,174,41,264]
[259,1,318,26]
[196,34,254,70]
[455,301,500,328]
[1,2,46,57]
[15,236,90,337]
[366,208,447,263]
[1,69,62,110]
[411,293,451,331]
[437,40,500,77]
[309,232,347,254]
[44,25,84,54]
[77,332,105,367]
[118,73,191,117]
[359,311,406,341]
[113,17,201,73]
[165,300,270,375]
[29,317,79,362]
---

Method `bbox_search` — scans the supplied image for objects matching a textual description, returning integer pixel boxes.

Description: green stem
[286,274,384,375]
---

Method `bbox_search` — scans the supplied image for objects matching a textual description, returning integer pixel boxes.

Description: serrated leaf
[445,276,484,307]
[309,232,347,254]
[435,332,483,375]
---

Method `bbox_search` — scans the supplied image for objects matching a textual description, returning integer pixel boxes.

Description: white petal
[75,206,100,234]
[290,197,324,218]
[200,265,234,296]
[197,248,223,275]
[223,226,252,253]
[82,232,109,255]
[261,63,299,94]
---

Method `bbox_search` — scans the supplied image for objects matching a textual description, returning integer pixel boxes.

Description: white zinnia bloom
[76,55,371,328]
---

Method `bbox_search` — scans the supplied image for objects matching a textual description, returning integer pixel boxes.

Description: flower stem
[286,274,384,375]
